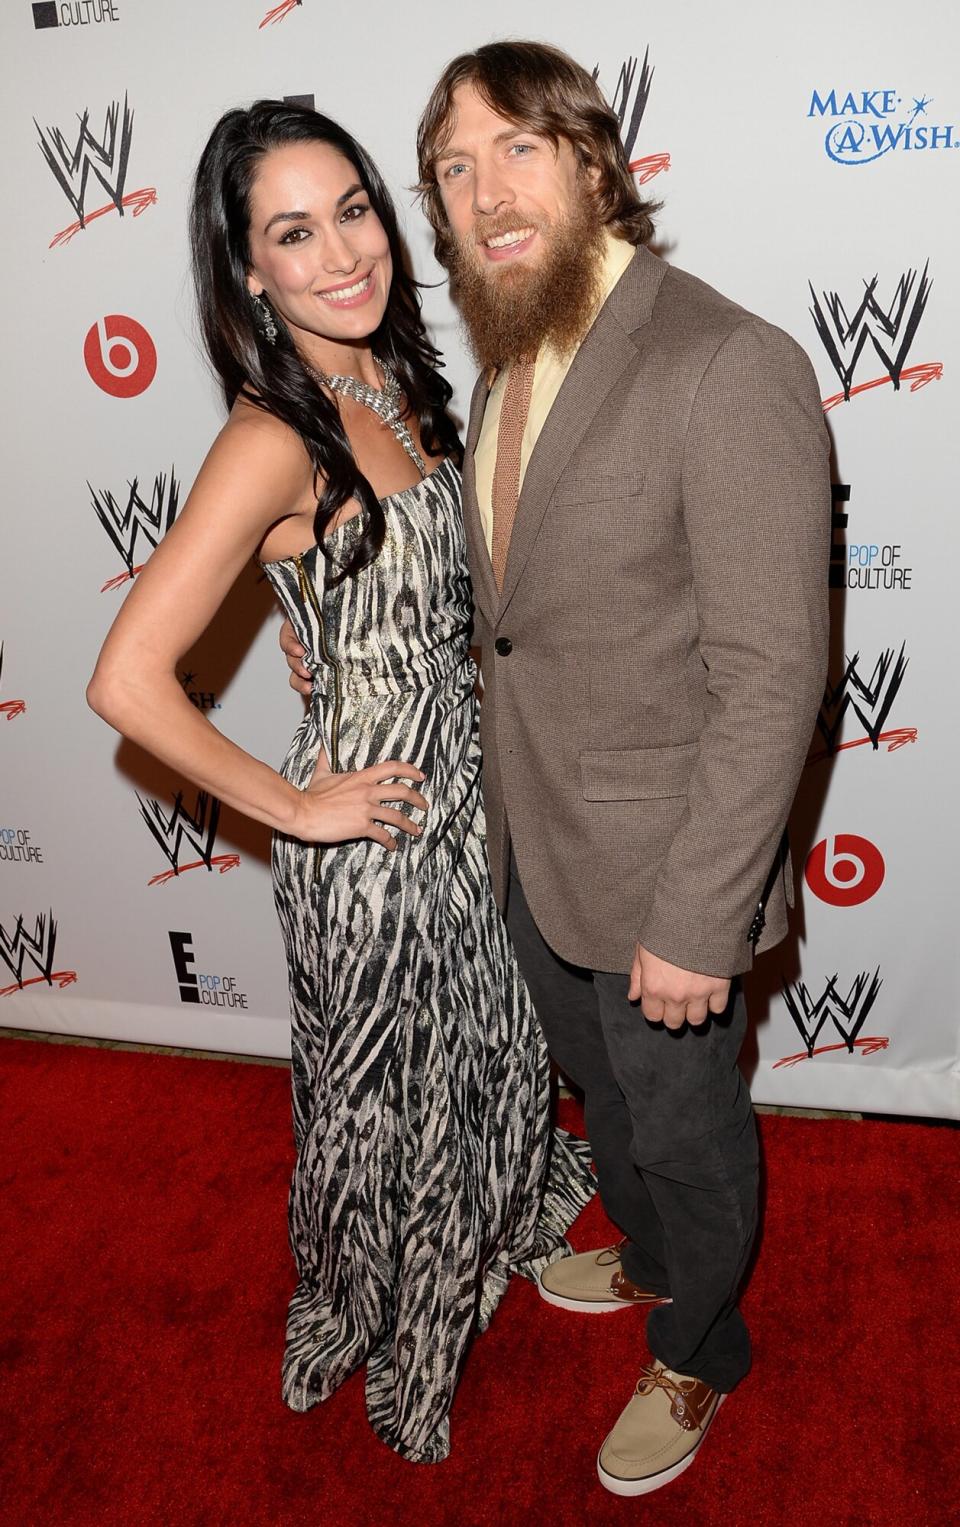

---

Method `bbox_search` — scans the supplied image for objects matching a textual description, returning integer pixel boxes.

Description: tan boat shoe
[537,1241,671,1313]
[597,1361,725,1496]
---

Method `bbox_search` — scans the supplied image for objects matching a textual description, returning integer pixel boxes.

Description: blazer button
[495,637,513,656]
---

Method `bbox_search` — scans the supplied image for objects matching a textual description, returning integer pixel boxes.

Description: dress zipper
[295,552,342,773]
[295,554,342,879]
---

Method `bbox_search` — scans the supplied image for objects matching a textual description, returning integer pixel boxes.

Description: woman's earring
[251,292,278,346]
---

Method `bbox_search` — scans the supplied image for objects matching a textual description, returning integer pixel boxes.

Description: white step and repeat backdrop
[2,1,958,1118]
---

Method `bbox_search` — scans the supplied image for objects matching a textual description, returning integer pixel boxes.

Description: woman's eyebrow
[263,187,363,235]
[264,209,309,234]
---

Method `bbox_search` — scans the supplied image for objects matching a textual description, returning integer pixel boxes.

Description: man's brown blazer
[462,244,831,977]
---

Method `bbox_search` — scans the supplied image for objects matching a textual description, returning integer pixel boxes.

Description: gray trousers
[506,856,759,1392]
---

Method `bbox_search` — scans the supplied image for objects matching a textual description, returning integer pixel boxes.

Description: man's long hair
[190,100,461,582]
[416,41,658,268]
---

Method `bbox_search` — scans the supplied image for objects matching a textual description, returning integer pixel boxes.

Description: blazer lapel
[497,246,667,619]
[461,369,499,624]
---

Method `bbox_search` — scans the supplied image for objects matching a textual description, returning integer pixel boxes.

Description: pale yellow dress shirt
[474,230,636,555]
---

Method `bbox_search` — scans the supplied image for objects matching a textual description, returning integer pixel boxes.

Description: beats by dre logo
[805,833,885,907]
[83,315,156,398]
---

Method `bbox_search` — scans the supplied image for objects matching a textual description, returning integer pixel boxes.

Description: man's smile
[480,226,538,262]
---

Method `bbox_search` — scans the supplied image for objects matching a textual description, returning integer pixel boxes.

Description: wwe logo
[36,96,133,226]
[598,48,654,159]
[778,970,885,1067]
[0,643,26,721]
[594,48,669,184]
[136,790,240,887]
[259,0,301,26]
[812,644,916,760]
[809,263,942,410]
[0,910,76,997]
[90,469,180,592]
[35,95,156,248]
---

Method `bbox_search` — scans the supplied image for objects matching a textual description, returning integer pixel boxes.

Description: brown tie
[490,358,536,591]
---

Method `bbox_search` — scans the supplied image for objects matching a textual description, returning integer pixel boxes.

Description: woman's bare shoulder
[224,390,308,452]
[176,394,313,531]
[209,392,312,493]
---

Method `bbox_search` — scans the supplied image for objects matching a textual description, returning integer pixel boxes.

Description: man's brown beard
[446,188,608,371]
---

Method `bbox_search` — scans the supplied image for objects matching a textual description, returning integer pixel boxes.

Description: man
[284,41,830,1496]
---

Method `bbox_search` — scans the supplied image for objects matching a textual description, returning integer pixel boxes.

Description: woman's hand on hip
[295,760,428,849]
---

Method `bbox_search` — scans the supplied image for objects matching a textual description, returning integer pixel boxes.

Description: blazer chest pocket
[580,742,698,802]
[552,470,644,507]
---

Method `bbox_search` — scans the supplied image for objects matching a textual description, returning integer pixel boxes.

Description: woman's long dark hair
[190,100,462,580]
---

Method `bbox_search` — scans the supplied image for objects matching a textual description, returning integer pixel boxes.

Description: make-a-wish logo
[829,483,913,593]
[808,644,916,765]
[179,670,221,712]
[808,87,957,166]
[595,48,670,185]
[0,645,26,722]
[136,790,240,887]
[90,469,179,591]
[34,94,155,250]
[775,969,887,1068]
[810,262,942,411]
[169,931,249,1010]
[0,910,77,998]
[259,0,301,28]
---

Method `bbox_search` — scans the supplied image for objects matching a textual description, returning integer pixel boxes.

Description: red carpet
[0,1037,956,1526]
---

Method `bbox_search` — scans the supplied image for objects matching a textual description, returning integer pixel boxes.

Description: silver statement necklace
[312,359,426,476]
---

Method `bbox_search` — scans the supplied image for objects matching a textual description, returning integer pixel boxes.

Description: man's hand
[628,944,731,1030]
[280,618,312,696]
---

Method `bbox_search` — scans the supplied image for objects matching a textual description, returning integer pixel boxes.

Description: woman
[88,100,592,1464]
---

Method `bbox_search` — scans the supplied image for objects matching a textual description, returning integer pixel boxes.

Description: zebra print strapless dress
[261,458,593,1463]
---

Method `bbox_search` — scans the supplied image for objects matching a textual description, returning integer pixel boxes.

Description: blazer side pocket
[580,743,698,802]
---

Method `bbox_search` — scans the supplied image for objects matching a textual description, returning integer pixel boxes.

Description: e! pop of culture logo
[0,827,44,866]
[169,931,249,1010]
[829,483,914,594]
[32,2,120,30]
